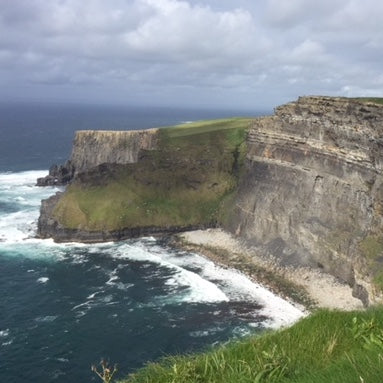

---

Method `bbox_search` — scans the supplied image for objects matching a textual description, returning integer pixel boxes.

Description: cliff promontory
[225,96,383,305]
[37,118,250,242]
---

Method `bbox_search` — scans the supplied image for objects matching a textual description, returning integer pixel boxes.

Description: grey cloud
[0,0,382,109]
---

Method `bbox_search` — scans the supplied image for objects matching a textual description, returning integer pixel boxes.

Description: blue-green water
[0,103,301,383]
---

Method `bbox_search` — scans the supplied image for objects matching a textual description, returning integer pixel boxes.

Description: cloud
[0,0,382,109]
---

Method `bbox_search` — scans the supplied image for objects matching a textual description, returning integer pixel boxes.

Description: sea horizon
[0,101,269,173]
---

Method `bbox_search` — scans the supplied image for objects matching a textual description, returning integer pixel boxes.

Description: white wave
[114,240,305,326]
[0,170,62,246]
[37,277,49,284]
[35,315,58,322]
[110,241,304,327]
[199,264,304,328]
[206,267,305,328]
[0,210,38,242]
[0,329,13,346]
[0,329,10,337]
[165,270,229,303]
[56,358,69,363]
[142,246,305,327]
[0,170,48,186]
[189,330,210,337]
[87,291,105,300]
[106,269,119,286]
[72,301,92,311]
[70,253,88,264]
[111,243,229,304]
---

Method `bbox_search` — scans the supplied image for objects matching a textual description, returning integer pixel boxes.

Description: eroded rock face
[226,96,383,305]
[37,129,159,186]
[36,161,75,186]
[69,129,159,176]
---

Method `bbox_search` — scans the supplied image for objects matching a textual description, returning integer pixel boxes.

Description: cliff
[70,129,159,175]
[37,129,159,185]
[37,118,251,241]
[225,96,383,305]
[37,98,383,305]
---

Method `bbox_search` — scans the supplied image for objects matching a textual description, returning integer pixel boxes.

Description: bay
[0,103,301,383]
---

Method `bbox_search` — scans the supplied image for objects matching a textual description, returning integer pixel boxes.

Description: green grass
[353,97,383,105]
[359,236,383,261]
[119,308,383,383]
[163,118,253,138]
[358,236,383,292]
[53,118,252,231]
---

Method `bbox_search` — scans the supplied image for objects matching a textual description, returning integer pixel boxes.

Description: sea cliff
[225,96,383,305]
[37,129,159,185]
[37,98,383,305]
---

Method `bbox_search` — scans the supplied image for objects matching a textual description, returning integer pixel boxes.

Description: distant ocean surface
[0,102,301,383]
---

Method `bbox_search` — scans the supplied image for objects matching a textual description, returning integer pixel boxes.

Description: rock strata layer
[225,96,383,305]
[37,129,159,186]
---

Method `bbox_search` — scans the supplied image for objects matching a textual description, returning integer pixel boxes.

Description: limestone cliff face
[37,129,159,185]
[226,96,383,305]
[70,129,159,176]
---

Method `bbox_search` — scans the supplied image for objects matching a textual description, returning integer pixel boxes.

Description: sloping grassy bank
[120,308,383,383]
[52,118,252,232]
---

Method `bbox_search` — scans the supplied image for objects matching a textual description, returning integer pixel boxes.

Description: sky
[0,0,382,111]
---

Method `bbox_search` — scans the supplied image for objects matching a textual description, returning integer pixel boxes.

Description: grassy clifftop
[52,118,252,232]
[121,307,383,383]
[354,97,383,105]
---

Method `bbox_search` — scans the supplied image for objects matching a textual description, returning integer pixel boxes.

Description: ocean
[0,102,302,383]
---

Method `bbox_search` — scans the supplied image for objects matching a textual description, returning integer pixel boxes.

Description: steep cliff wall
[70,129,159,175]
[37,129,159,185]
[226,96,383,305]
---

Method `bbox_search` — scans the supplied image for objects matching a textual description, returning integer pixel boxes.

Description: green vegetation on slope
[53,118,252,231]
[119,308,383,383]
[359,235,383,292]
[353,97,383,105]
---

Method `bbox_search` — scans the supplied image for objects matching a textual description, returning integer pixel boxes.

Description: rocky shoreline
[174,228,364,311]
